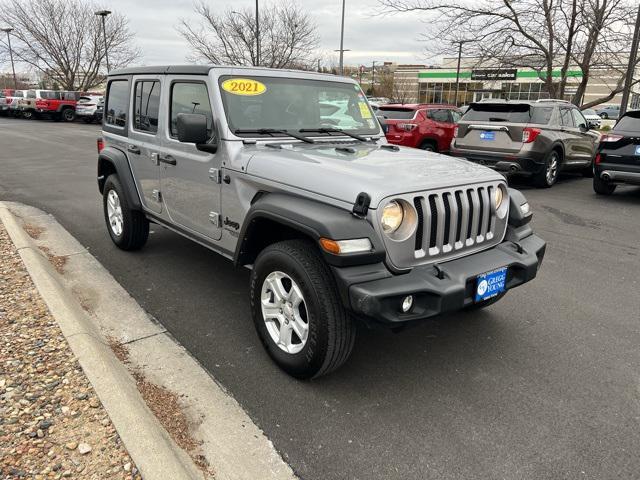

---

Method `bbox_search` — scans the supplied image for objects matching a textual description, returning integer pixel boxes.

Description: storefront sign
[471,69,518,81]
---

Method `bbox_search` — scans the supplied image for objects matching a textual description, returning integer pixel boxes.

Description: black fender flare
[57,104,74,113]
[507,188,532,228]
[97,146,142,210]
[234,193,386,267]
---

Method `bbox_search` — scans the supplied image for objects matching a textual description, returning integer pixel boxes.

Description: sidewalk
[0,223,141,479]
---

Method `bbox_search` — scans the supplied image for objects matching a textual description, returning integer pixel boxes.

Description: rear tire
[420,140,437,152]
[250,240,356,379]
[593,175,616,195]
[61,108,75,122]
[103,175,149,250]
[533,149,561,188]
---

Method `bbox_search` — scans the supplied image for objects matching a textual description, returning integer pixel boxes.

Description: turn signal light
[397,123,417,132]
[96,138,104,153]
[319,238,372,255]
[522,127,541,143]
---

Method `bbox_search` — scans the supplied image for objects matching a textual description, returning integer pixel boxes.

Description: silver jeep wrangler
[97,65,546,378]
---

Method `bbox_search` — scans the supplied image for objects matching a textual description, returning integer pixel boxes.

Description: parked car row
[0,88,103,124]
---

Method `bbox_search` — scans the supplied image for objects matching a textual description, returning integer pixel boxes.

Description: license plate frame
[475,267,508,302]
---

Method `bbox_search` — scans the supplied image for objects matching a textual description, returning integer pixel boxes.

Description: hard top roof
[108,64,343,78]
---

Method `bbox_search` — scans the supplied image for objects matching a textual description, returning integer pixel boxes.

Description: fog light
[401,295,414,313]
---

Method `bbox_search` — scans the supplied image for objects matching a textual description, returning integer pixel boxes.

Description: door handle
[127,144,140,154]
[159,155,177,166]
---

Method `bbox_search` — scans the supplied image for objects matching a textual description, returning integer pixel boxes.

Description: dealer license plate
[479,131,496,141]
[475,267,507,302]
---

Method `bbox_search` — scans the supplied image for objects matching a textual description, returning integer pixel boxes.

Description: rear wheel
[420,140,437,152]
[250,240,355,379]
[103,175,149,250]
[61,108,75,122]
[593,175,616,195]
[600,112,608,119]
[21,110,33,120]
[533,149,561,188]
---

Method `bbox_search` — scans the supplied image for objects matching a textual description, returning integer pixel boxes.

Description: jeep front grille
[377,181,508,270]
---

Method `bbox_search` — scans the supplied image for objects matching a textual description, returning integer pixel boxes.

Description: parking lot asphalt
[1,118,639,480]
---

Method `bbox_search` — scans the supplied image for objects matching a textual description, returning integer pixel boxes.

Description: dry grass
[37,246,68,274]
[23,223,44,239]
[107,337,213,477]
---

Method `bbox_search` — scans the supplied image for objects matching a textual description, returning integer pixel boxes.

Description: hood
[244,142,503,208]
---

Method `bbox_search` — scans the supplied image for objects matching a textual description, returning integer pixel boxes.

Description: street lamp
[338,0,347,75]
[94,10,111,72]
[255,0,260,67]
[1,27,17,90]
[453,40,472,106]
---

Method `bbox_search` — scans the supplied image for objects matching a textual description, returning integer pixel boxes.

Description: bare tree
[0,0,139,91]
[178,1,319,70]
[378,0,638,107]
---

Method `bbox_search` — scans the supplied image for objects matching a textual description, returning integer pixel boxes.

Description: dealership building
[392,56,640,108]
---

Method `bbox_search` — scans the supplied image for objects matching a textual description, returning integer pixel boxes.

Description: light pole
[371,60,379,96]
[255,0,260,66]
[338,0,346,75]
[453,40,471,106]
[620,3,640,115]
[1,27,17,90]
[94,10,111,73]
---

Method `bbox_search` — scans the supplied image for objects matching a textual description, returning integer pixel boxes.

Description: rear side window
[614,114,640,132]
[378,107,416,120]
[105,80,130,128]
[427,109,451,122]
[133,80,161,134]
[559,108,574,127]
[170,82,213,138]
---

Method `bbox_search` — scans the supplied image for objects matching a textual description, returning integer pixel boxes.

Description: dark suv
[593,110,640,195]
[450,100,598,187]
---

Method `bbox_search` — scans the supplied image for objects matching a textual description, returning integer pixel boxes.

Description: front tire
[593,175,616,195]
[250,240,355,379]
[533,150,561,188]
[103,175,149,250]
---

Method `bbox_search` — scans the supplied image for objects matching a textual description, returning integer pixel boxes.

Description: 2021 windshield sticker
[221,78,267,96]
[359,102,373,119]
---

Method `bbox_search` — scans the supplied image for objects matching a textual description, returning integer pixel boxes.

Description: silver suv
[98,66,546,378]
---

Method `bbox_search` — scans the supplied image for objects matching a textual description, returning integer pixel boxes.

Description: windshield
[462,104,553,124]
[219,76,379,137]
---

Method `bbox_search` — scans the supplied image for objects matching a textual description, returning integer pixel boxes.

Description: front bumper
[335,232,545,325]
[450,149,546,175]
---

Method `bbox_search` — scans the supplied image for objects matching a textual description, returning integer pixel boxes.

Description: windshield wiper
[233,128,315,144]
[299,127,370,142]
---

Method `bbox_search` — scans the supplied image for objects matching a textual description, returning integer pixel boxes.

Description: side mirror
[579,123,588,132]
[177,113,209,144]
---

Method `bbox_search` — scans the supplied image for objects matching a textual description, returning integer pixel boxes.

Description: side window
[105,80,130,128]
[559,108,574,127]
[133,80,161,134]
[571,109,587,129]
[427,109,450,123]
[450,110,462,123]
[170,82,214,139]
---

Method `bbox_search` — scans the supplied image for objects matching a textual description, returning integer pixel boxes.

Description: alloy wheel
[106,189,124,237]
[260,271,309,354]
[546,153,559,185]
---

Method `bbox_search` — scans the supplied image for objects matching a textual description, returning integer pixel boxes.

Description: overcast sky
[105,0,428,67]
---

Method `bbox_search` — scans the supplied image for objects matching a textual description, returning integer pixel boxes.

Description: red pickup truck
[379,103,462,153]
[35,90,81,122]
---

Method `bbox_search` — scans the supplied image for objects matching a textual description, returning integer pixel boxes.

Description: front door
[128,76,163,214]
[159,77,222,240]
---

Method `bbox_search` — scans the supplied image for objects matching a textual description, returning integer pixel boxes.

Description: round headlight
[494,187,504,210]
[381,201,404,234]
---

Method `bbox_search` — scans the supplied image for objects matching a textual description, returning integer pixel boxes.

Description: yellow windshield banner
[359,101,373,119]
[221,78,267,96]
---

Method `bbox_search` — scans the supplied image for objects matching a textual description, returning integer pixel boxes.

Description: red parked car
[379,103,462,152]
[35,90,81,122]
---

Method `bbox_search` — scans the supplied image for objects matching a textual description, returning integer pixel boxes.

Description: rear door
[128,76,163,214]
[570,108,597,165]
[558,107,581,164]
[455,103,529,154]
[425,108,457,150]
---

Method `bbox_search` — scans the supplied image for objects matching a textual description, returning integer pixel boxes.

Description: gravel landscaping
[0,224,142,480]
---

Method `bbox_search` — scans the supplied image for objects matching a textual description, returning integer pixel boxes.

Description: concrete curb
[0,201,298,480]
[0,203,204,480]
